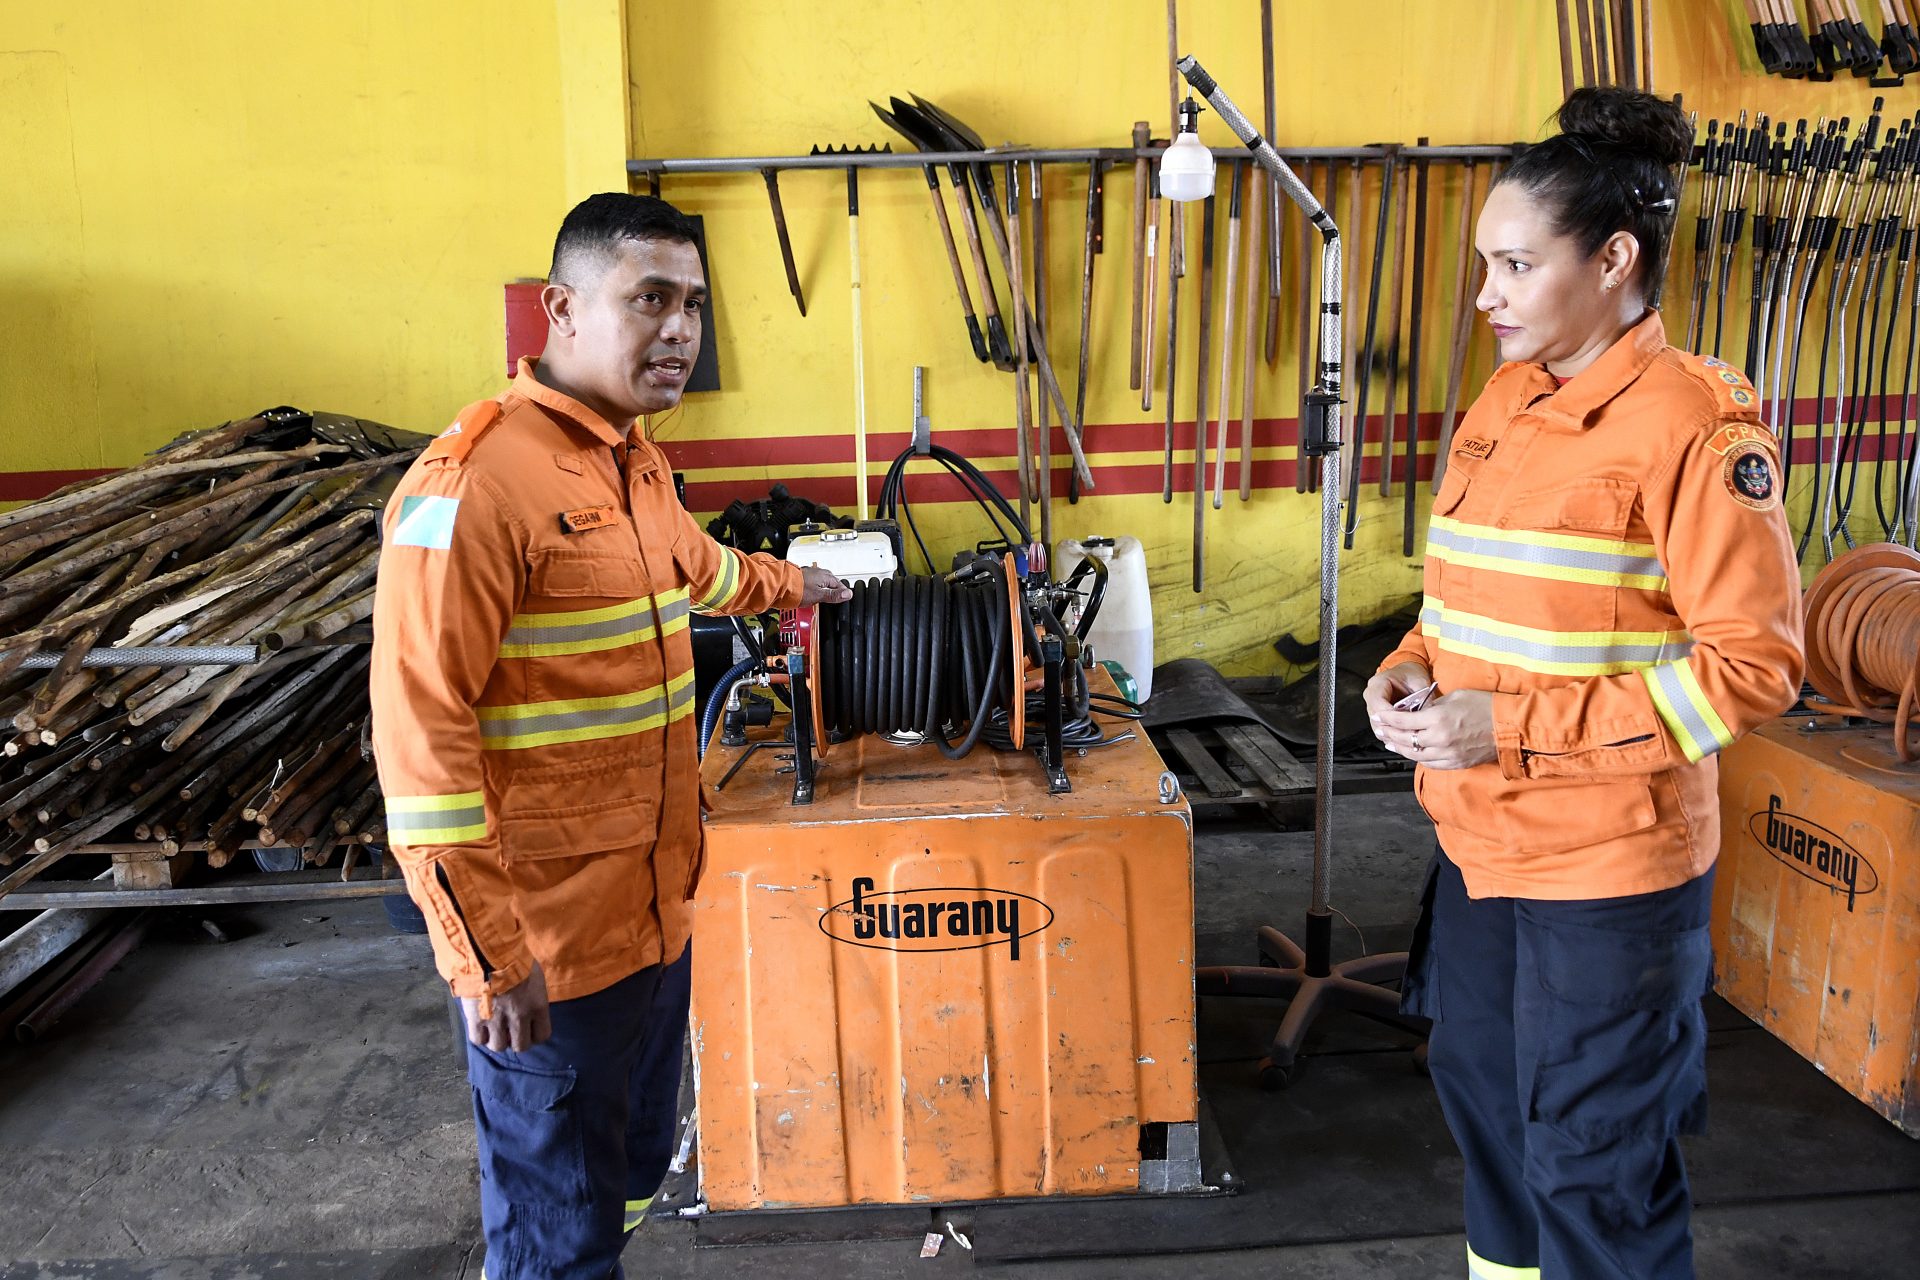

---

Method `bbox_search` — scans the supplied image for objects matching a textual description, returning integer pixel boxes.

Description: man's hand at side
[799,566,853,605]
[460,961,552,1052]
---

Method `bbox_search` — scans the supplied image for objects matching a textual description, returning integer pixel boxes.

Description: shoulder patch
[421,400,504,466]
[1704,420,1774,456]
[1684,353,1760,419]
[1723,444,1778,511]
[391,494,461,548]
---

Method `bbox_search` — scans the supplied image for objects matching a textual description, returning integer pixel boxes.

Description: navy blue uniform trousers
[467,947,691,1280]
[1401,852,1714,1280]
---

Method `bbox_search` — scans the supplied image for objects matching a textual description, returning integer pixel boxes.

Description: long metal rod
[630,144,1520,177]
[0,869,407,912]
[1178,55,1343,919]
[16,645,263,669]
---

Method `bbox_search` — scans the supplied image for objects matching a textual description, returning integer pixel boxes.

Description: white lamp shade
[1160,132,1216,203]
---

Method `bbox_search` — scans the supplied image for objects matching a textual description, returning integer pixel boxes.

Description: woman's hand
[1372,688,1498,771]
[1363,662,1432,726]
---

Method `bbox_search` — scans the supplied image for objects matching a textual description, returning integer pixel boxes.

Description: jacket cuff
[448,949,535,1019]
[1491,691,1527,781]
[776,562,808,610]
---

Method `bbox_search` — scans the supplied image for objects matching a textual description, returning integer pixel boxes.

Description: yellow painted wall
[0,2,1900,674]
[631,0,1906,675]
[0,0,627,477]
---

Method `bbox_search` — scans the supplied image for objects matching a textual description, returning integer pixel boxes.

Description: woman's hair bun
[1555,86,1692,168]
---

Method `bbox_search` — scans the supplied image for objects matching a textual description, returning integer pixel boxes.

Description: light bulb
[1160,97,1215,203]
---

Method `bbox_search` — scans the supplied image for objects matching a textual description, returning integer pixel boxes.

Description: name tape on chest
[559,504,619,535]
[1455,435,1497,461]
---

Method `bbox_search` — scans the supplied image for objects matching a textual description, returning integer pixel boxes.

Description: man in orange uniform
[371,194,850,1280]
[1366,90,1803,1279]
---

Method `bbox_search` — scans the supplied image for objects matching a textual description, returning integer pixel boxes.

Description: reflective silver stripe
[694,548,740,613]
[502,593,690,649]
[1643,661,1734,763]
[478,674,697,749]
[1420,601,1693,676]
[1427,517,1668,588]
[386,804,486,836]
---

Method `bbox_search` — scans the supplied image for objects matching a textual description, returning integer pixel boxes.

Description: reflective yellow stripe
[692,547,741,614]
[1642,660,1737,763]
[384,791,488,844]
[499,589,692,658]
[477,669,697,750]
[1467,1246,1540,1280]
[1429,515,1669,591]
[1422,596,1693,677]
[623,1194,653,1231]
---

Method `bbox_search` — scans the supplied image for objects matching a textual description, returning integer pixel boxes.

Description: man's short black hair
[549,193,699,286]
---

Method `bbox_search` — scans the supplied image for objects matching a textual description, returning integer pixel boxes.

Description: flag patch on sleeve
[393,495,460,549]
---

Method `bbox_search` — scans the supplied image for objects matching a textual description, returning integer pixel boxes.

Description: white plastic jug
[1056,535,1154,702]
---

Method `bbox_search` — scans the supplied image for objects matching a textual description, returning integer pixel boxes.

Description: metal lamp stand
[1177,56,1415,1090]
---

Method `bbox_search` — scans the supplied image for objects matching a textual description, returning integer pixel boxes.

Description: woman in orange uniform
[1365,89,1804,1280]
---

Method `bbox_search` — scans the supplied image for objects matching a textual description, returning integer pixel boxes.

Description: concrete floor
[0,791,1915,1279]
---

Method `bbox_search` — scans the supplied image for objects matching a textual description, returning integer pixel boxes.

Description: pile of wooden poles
[1680,99,1920,564]
[0,411,423,896]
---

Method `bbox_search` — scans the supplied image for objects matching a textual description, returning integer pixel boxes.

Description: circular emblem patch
[1724,445,1777,510]
[1718,370,1745,385]
[1731,388,1754,406]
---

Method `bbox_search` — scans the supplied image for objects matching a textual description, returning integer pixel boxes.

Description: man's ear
[541,283,576,338]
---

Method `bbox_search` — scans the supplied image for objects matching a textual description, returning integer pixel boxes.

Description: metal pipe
[16,645,261,669]
[14,911,151,1044]
[629,144,1520,177]
[1178,54,1343,921]
[0,871,115,1003]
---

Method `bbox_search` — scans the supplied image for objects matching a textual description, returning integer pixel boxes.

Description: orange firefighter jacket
[371,360,804,1006]
[1381,310,1804,901]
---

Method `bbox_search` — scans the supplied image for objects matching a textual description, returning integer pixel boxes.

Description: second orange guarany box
[692,700,1198,1211]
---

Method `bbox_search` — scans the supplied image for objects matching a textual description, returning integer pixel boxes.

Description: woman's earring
[1604,279,1618,291]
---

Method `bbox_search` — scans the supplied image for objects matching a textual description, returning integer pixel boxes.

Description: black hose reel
[732,549,1130,806]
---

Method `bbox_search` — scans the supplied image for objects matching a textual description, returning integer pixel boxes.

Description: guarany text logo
[819,877,1053,960]
[1749,795,1881,912]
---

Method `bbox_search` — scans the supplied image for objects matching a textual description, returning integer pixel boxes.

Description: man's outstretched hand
[460,961,552,1053]
[799,566,853,605]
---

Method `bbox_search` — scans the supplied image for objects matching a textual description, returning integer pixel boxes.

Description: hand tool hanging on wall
[1002,161,1037,537]
[1433,158,1482,492]
[880,98,1015,370]
[1339,156,1364,500]
[1807,110,1880,562]
[1261,0,1282,368]
[1193,186,1217,590]
[908,96,1095,490]
[1378,156,1411,500]
[1296,162,1318,495]
[1212,161,1244,511]
[1030,162,1054,545]
[868,103,986,363]
[1574,0,1599,86]
[1869,127,1918,539]
[1776,120,1852,513]
[1240,160,1268,502]
[1685,122,1725,351]
[1161,98,1197,503]
[813,148,886,520]
[1071,157,1103,504]
[1746,121,1788,391]
[1614,0,1639,88]
[1403,140,1431,556]
[1129,122,1151,393]
[1345,146,1399,549]
[760,169,808,316]
[1143,166,1164,413]
[1557,1,1579,98]
[1711,114,1756,359]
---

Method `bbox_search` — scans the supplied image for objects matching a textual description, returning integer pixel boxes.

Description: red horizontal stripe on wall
[0,469,113,502]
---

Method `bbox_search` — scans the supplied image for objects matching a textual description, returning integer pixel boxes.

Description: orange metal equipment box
[691,717,1198,1211]
[1713,720,1920,1138]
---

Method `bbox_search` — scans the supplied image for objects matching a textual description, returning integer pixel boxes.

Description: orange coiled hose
[1802,544,1920,762]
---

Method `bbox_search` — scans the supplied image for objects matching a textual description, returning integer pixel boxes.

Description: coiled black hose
[814,563,1016,759]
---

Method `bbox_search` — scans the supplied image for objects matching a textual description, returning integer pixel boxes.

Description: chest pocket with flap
[1491,477,1647,634]
[511,546,659,704]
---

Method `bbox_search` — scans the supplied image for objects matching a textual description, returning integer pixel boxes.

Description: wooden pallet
[1149,720,1413,825]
